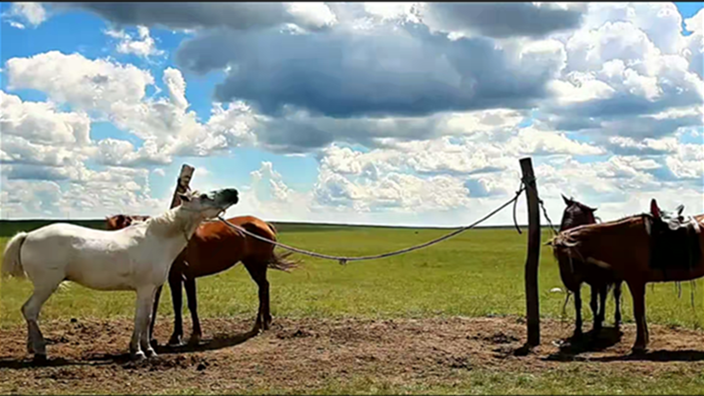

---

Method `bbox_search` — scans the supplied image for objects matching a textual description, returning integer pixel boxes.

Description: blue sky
[1,2,702,226]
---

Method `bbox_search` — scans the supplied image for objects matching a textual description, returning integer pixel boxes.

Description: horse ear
[562,194,572,206]
[676,204,684,216]
[650,199,661,219]
[589,206,597,212]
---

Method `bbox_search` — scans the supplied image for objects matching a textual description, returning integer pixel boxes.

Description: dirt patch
[1,316,704,393]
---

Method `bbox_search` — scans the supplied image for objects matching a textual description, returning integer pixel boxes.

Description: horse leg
[184,277,202,345]
[130,286,156,360]
[140,287,159,358]
[573,287,583,338]
[596,284,607,335]
[148,285,163,348]
[22,279,61,361]
[167,271,185,347]
[243,261,270,332]
[589,284,599,334]
[614,281,622,328]
[628,281,648,353]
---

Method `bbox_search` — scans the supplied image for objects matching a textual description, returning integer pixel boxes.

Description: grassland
[1,219,704,394]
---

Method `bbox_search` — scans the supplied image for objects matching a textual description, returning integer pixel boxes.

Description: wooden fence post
[149,163,195,342]
[520,157,541,348]
[170,164,195,209]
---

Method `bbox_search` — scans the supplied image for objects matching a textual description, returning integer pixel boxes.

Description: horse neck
[146,206,204,241]
[557,209,596,285]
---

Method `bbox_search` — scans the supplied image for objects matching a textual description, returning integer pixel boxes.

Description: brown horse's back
[105,213,296,278]
[180,216,278,278]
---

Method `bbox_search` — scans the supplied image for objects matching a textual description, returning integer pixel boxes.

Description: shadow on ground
[0,330,258,369]
[87,329,259,364]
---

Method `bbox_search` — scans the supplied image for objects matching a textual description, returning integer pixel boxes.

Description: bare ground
[2,316,704,394]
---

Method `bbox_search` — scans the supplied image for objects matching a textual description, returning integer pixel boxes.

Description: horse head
[178,188,240,220]
[559,194,598,232]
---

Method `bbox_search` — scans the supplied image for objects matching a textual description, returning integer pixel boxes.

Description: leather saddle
[644,199,702,275]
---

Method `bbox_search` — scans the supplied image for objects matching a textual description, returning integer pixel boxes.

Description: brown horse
[106,214,298,346]
[558,195,622,338]
[550,199,704,352]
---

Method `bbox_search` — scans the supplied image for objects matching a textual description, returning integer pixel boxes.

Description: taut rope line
[218,185,527,265]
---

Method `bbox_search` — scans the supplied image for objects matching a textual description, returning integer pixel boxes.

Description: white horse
[1,188,240,362]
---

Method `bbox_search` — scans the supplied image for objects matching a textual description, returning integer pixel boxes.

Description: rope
[217,185,526,265]
[522,178,559,235]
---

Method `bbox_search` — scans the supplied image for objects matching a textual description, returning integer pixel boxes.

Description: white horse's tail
[2,232,28,279]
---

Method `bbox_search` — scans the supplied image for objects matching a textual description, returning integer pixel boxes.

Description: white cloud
[8,20,25,29]
[7,2,46,27]
[5,52,257,166]
[105,25,165,58]
[0,165,167,220]
[685,8,704,34]
[362,2,421,23]
[665,143,704,180]
[6,51,155,112]
[1,91,91,146]
[163,67,188,110]
[284,2,337,30]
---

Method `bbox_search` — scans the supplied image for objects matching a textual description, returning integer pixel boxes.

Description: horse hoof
[131,351,146,361]
[167,337,183,348]
[145,348,158,358]
[631,346,646,355]
[32,354,47,365]
[187,335,201,346]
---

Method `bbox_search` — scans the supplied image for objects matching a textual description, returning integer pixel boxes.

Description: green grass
[2,220,704,395]
[2,220,703,329]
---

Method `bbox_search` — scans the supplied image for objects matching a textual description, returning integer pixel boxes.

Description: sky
[0,2,702,227]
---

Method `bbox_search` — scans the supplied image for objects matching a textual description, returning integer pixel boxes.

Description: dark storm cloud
[53,2,291,31]
[252,112,447,153]
[177,24,556,118]
[540,90,703,140]
[5,165,70,181]
[423,2,585,39]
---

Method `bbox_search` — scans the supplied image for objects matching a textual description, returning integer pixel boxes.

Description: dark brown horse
[550,199,704,352]
[106,214,298,346]
[558,195,622,338]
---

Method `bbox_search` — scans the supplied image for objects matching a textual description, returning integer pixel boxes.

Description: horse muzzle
[219,188,239,207]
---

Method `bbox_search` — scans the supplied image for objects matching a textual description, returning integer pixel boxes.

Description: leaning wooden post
[149,163,195,343]
[520,157,541,347]
[170,164,195,209]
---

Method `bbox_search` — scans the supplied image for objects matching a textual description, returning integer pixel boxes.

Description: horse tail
[2,232,28,279]
[269,250,300,272]
[261,220,299,272]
